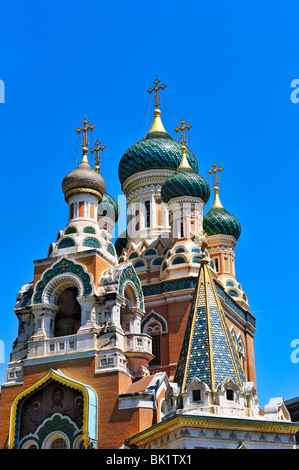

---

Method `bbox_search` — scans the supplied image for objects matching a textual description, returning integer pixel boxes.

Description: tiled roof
[126,376,154,394]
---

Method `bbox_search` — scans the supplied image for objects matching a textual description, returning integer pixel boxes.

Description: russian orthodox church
[0,79,298,450]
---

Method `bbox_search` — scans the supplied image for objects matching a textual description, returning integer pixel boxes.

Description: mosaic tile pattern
[172,256,186,265]
[161,166,211,204]
[144,249,157,256]
[174,263,246,391]
[107,243,116,256]
[115,232,127,256]
[142,277,256,327]
[82,237,101,248]
[203,206,241,240]
[98,192,119,223]
[65,227,77,235]
[83,226,96,234]
[118,131,198,185]
[33,257,92,304]
[57,237,75,249]
[118,265,144,311]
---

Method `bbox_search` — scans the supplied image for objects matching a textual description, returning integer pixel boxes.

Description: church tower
[1,80,297,450]
[0,118,154,449]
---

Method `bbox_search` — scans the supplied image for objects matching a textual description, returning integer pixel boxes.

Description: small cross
[75,117,96,150]
[90,140,106,173]
[174,119,192,145]
[147,76,167,109]
[207,162,224,187]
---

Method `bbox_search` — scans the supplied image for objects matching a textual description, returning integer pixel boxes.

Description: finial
[147,75,167,109]
[175,119,192,169]
[75,117,96,163]
[91,140,106,173]
[207,163,224,209]
[208,162,224,187]
[191,230,209,264]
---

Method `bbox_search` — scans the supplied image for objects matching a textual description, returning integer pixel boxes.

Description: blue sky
[0,0,298,408]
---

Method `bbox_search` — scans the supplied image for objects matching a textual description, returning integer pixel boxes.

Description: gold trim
[177,145,192,170]
[211,186,224,209]
[127,415,299,445]
[8,369,90,449]
[180,272,202,393]
[64,187,103,202]
[203,263,215,393]
[147,108,167,134]
[209,266,243,386]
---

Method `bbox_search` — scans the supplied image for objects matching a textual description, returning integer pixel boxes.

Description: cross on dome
[174,119,192,146]
[208,162,224,187]
[147,76,167,109]
[91,140,106,173]
[75,117,96,162]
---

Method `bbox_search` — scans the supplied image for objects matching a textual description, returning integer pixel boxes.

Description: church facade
[0,80,298,449]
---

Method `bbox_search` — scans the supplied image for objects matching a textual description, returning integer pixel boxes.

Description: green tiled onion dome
[98,192,119,223]
[115,230,127,257]
[203,187,241,240]
[161,147,210,204]
[118,109,198,186]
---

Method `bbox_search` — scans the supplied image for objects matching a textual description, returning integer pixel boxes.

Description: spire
[75,117,96,164]
[174,232,246,393]
[174,119,193,170]
[208,162,224,208]
[147,76,167,134]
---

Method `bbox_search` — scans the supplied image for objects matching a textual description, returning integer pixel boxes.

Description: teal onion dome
[118,109,198,187]
[161,147,210,204]
[115,230,127,257]
[203,187,241,240]
[98,192,119,223]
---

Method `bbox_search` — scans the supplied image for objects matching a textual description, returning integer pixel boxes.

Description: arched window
[145,323,162,367]
[54,287,81,337]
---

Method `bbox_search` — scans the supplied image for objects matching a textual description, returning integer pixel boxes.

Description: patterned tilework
[83,226,96,234]
[208,283,245,386]
[161,167,211,204]
[174,263,246,391]
[57,237,75,249]
[118,265,144,311]
[98,192,119,223]
[115,231,127,256]
[33,257,93,304]
[141,277,255,327]
[64,227,77,235]
[118,131,198,185]
[107,243,116,256]
[82,237,101,248]
[203,206,241,240]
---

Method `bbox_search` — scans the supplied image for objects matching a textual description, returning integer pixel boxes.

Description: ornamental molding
[123,169,174,195]
[32,257,94,305]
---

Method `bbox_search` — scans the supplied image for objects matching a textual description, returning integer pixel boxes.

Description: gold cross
[174,119,192,145]
[208,162,224,187]
[147,76,167,109]
[75,117,96,150]
[90,140,106,173]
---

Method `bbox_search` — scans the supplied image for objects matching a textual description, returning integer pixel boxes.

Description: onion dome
[118,109,198,187]
[203,187,241,240]
[115,230,127,257]
[161,145,210,204]
[98,192,119,223]
[62,150,106,202]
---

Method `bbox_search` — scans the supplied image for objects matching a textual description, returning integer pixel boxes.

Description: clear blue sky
[0,0,298,408]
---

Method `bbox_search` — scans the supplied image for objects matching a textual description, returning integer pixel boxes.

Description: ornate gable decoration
[33,257,93,304]
[99,263,144,312]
